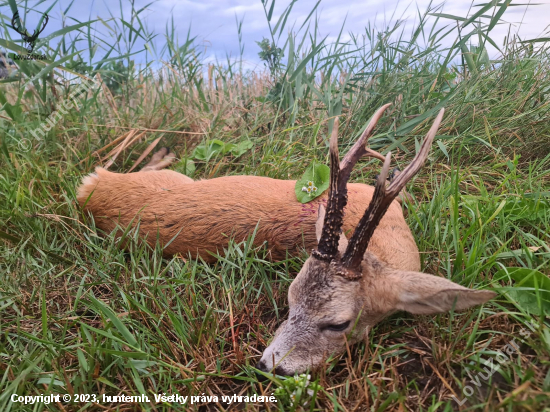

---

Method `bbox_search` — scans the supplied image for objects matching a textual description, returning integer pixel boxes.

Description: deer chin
[256,320,351,376]
[257,325,369,376]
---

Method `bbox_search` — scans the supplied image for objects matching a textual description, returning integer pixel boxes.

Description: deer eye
[324,321,351,332]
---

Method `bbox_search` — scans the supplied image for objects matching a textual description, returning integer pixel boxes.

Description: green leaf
[36,378,65,387]
[521,37,550,43]
[496,267,550,314]
[86,296,138,348]
[6,0,18,14]
[77,349,89,372]
[26,50,83,87]
[487,0,512,32]
[288,42,324,83]
[96,377,119,390]
[0,89,22,121]
[192,139,225,161]
[295,162,330,203]
[461,43,479,75]
[229,140,253,158]
[192,140,252,161]
[394,91,455,137]
[175,158,195,177]
[223,143,236,153]
[428,13,467,22]
[436,139,449,159]
[462,2,496,28]
[0,229,72,264]
[500,197,550,223]
[0,38,28,54]
[34,20,100,50]
[267,0,276,22]
[0,229,19,243]
[41,289,48,339]
[495,249,550,259]
[96,349,149,359]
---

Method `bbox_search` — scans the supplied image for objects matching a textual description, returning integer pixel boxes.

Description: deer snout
[256,336,294,376]
[256,359,267,371]
[255,360,291,376]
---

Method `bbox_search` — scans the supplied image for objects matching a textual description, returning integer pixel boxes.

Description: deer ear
[316,204,348,254]
[385,270,496,315]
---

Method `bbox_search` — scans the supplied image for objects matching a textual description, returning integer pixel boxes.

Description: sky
[3,0,550,69]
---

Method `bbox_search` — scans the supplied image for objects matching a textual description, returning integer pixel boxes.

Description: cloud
[21,0,550,65]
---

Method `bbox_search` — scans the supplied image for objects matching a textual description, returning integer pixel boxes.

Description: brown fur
[77,168,420,271]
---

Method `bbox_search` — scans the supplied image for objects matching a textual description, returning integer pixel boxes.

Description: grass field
[1,0,550,410]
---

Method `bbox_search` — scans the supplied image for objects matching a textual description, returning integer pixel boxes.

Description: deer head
[11,11,49,53]
[256,106,496,376]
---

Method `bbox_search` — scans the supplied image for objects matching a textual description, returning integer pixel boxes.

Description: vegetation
[1,0,549,410]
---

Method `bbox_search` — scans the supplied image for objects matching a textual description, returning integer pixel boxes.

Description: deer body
[77,104,496,377]
[77,168,420,271]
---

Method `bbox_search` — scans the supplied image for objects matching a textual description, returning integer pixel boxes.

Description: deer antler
[10,12,28,37]
[339,103,392,179]
[313,117,344,260]
[341,108,445,270]
[313,104,392,261]
[10,11,48,52]
[26,14,49,42]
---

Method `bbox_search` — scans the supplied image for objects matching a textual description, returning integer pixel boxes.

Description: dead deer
[256,108,497,376]
[77,104,422,272]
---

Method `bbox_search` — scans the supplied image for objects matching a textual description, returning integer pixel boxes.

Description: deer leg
[140,147,177,172]
[135,147,193,187]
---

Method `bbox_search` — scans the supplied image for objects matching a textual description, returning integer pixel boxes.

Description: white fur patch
[76,171,100,202]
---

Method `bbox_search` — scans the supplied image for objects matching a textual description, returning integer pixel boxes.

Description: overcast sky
[4,0,550,68]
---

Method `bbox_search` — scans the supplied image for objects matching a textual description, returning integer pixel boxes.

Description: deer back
[77,167,420,271]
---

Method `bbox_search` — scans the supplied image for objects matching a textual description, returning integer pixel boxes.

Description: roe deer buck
[256,108,497,375]
[77,104,421,272]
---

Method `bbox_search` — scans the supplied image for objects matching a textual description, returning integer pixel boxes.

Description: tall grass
[1,0,549,410]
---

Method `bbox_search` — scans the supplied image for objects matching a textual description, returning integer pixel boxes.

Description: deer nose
[256,360,267,371]
[274,366,290,376]
[255,360,270,381]
[255,360,290,377]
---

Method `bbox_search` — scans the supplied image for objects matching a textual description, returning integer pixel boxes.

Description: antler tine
[11,11,26,35]
[339,103,391,182]
[313,117,345,261]
[31,14,49,40]
[314,105,392,261]
[341,152,391,269]
[11,13,17,30]
[386,108,445,197]
[41,14,49,31]
[342,108,445,270]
